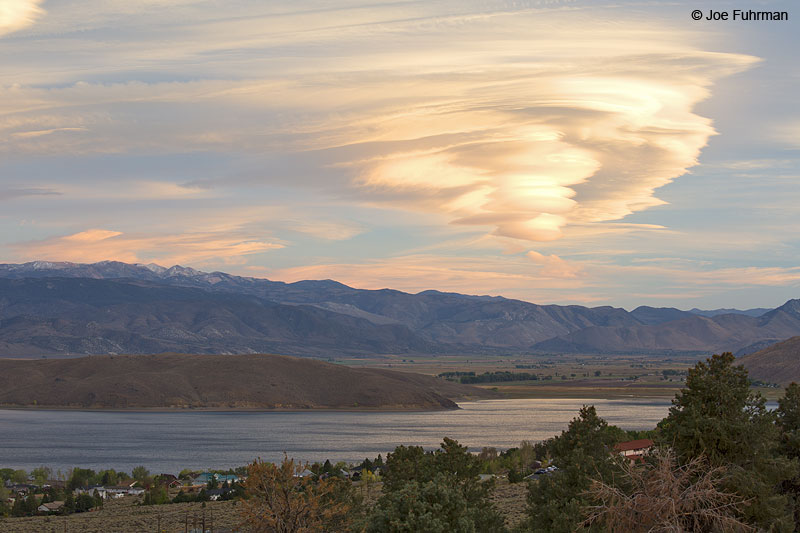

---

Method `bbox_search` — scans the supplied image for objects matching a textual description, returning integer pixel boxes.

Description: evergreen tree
[75,493,96,512]
[776,382,800,526]
[371,438,505,532]
[367,473,501,533]
[658,353,796,530]
[523,405,623,533]
[777,382,800,459]
[63,492,75,514]
[11,497,25,517]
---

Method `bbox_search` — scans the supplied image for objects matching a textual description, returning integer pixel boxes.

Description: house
[295,469,315,479]
[207,488,232,501]
[38,501,65,513]
[192,473,240,486]
[75,485,107,498]
[8,483,37,496]
[614,439,654,461]
[103,484,145,498]
[105,486,131,498]
[156,474,182,488]
[192,473,214,485]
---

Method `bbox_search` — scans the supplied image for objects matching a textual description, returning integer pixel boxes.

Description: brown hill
[0,353,495,410]
[740,336,800,386]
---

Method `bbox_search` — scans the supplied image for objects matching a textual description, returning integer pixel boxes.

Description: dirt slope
[740,336,800,385]
[0,353,495,410]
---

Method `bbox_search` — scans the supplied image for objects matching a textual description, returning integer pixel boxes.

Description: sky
[1,0,798,310]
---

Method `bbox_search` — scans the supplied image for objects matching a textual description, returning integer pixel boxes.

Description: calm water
[0,399,670,472]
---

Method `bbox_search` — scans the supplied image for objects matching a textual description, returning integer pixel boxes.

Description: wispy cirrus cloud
[0,187,60,201]
[0,0,45,36]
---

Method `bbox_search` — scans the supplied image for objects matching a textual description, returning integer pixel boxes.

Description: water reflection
[0,398,671,471]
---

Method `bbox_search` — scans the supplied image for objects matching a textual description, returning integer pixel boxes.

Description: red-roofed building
[614,439,654,461]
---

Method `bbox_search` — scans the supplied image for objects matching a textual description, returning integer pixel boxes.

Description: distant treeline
[439,371,540,384]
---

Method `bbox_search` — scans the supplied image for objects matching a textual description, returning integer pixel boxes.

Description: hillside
[0,261,794,357]
[0,353,495,410]
[532,301,800,355]
[740,336,800,386]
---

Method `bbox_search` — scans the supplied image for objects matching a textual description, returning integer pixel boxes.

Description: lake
[0,398,671,472]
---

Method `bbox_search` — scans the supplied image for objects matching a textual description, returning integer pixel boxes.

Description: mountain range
[0,260,795,358]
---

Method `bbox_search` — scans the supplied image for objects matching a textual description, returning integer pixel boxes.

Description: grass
[3,480,532,531]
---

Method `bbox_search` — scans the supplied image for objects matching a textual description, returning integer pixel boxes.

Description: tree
[583,448,753,532]
[75,493,96,513]
[367,473,501,533]
[381,445,432,493]
[11,496,26,517]
[93,488,104,508]
[99,469,120,486]
[524,405,623,533]
[371,438,505,532]
[360,468,378,500]
[63,491,75,514]
[132,465,149,482]
[517,440,536,473]
[11,469,27,484]
[776,382,800,525]
[241,455,359,533]
[777,382,800,459]
[659,353,774,465]
[657,353,796,530]
[31,466,52,486]
[67,468,96,490]
[143,486,169,505]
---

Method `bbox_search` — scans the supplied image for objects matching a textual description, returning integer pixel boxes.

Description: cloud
[0,6,757,249]
[12,228,284,265]
[526,251,581,279]
[266,252,587,298]
[0,0,45,36]
[0,187,61,201]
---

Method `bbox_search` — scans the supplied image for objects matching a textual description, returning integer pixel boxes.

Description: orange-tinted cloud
[12,228,283,266]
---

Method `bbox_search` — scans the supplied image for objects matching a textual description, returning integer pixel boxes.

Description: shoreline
[0,404,461,413]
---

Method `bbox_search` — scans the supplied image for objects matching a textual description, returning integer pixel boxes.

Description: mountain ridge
[0,260,795,357]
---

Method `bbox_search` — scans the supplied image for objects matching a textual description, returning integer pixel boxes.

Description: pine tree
[658,353,796,530]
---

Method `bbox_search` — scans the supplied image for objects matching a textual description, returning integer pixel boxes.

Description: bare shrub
[241,455,355,533]
[582,448,754,532]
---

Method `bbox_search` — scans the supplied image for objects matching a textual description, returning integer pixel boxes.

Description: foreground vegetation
[237,352,800,531]
[4,352,799,531]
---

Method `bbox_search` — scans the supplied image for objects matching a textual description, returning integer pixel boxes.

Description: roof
[40,501,65,510]
[614,439,655,452]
